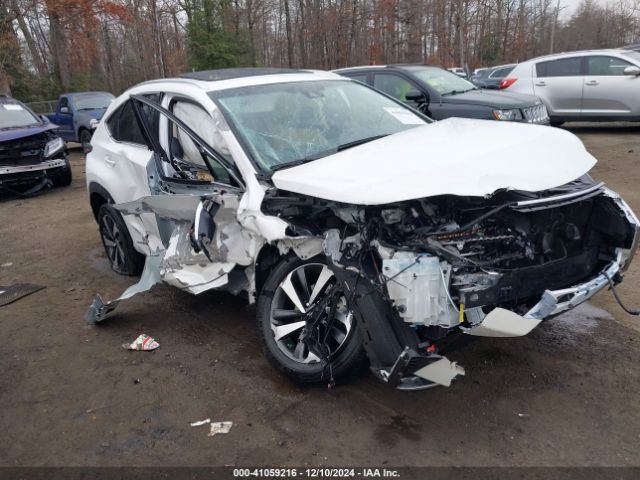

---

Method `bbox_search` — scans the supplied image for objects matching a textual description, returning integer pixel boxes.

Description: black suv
[335,64,549,124]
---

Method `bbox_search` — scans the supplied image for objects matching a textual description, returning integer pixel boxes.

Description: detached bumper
[0,157,69,188]
[466,191,640,337]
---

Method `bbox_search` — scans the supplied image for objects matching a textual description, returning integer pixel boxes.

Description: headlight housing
[89,118,99,130]
[44,136,65,158]
[492,109,523,121]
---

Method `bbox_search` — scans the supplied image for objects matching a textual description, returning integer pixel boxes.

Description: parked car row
[84,67,639,391]
[335,65,549,124]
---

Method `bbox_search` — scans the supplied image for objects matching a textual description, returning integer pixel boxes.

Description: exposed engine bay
[259,177,638,388]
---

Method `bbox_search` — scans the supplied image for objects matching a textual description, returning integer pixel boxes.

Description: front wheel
[256,256,366,385]
[80,129,93,154]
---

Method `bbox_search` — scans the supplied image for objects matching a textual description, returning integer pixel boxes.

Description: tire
[80,129,93,154]
[52,158,72,187]
[98,203,144,276]
[256,255,367,385]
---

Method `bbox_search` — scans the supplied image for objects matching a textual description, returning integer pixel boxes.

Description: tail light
[499,78,517,89]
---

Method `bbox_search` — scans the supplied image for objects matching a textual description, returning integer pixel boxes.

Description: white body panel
[272,117,596,205]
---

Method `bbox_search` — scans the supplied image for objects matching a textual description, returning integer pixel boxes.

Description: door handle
[535,81,547,86]
[104,155,116,167]
[586,80,599,86]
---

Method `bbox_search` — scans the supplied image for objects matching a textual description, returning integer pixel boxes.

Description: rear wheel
[256,255,366,385]
[98,204,144,276]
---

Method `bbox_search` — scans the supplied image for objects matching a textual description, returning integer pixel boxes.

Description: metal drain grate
[0,283,45,307]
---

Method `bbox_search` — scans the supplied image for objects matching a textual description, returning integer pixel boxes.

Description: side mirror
[623,66,640,76]
[60,106,70,114]
[40,115,49,123]
[405,90,427,103]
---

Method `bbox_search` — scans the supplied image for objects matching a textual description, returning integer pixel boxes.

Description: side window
[59,97,69,112]
[586,56,632,76]
[346,73,369,84]
[167,100,236,186]
[106,100,147,145]
[536,57,583,77]
[373,73,419,102]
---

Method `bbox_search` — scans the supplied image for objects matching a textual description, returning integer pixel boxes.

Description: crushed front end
[0,131,69,194]
[265,176,639,389]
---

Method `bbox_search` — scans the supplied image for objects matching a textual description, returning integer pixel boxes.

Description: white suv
[85,68,638,390]
[500,48,640,125]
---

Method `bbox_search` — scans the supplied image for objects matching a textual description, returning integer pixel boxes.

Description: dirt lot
[1,124,640,468]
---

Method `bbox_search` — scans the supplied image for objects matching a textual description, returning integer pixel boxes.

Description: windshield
[0,102,41,129]
[210,80,427,171]
[409,67,476,95]
[72,94,114,110]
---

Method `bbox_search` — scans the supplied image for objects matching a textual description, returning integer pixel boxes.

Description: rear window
[0,102,41,129]
[536,57,583,77]
[489,66,514,78]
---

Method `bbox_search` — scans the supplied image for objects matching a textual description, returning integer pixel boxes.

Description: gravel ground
[0,123,639,467]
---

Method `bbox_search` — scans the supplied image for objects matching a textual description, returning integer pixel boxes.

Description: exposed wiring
[604,273,640,316]
[439,266,459,313]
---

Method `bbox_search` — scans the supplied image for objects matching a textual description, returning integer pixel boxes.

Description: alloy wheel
[100,214,126,272]
[269,263,353,364]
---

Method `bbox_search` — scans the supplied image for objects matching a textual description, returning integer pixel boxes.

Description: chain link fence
[26,100,57,114]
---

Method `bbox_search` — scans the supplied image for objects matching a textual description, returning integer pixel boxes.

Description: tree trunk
[283,0,294,67]
[45,1,71,90]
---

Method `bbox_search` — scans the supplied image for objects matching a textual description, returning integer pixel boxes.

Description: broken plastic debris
[208,421,233,436]
[190,418,211,427]
[414,357,465,387]
[122,334,160,351]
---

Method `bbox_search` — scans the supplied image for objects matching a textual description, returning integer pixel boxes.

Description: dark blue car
[0,95,71,195]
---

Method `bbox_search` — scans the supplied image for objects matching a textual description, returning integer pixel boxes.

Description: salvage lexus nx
[85,68,638,390]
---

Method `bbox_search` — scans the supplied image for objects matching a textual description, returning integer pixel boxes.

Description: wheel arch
[254,244,285,297]
[88,182,114,223]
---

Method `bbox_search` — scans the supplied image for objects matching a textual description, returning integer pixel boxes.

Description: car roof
[137,68,343,92]
[334,64,442,73]
[520,48,636,64]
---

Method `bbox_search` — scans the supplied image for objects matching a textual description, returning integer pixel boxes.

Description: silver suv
[500,48,640,125]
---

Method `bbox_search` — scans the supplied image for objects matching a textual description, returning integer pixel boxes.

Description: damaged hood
[271,118,597,205]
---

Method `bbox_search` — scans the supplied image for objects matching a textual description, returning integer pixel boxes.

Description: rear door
[582,55,639,118]
[98,96,159,251]
[533,56,584,118]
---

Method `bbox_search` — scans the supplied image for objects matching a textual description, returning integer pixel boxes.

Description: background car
[470,63,515,89]
[0,95,71,195]
[499,48,640,125]
[447,67,468,78]
[335,64,549,124]
[45,91,114,152]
